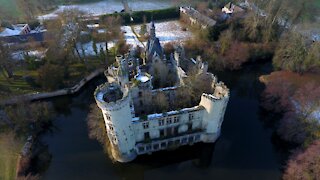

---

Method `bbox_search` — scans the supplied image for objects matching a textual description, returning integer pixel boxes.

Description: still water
[41,62,285,180]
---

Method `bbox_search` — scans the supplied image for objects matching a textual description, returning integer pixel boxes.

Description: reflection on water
[41,63,286,180]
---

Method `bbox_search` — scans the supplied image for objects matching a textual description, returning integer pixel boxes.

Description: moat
[41,62,287,180]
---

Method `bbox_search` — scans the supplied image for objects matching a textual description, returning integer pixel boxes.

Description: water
[41,62,285,180]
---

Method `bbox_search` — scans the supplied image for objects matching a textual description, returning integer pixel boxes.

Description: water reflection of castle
[94,21,229,162]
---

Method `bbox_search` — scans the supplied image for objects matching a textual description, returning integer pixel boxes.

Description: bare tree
[0,42,14,79]
[100,16,122,65]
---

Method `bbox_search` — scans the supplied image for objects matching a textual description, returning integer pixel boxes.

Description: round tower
[199,83,229,143]
[94,83,137,162]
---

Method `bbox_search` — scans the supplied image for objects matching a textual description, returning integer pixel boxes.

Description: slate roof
[181,7,216,27]
[0,32,45,44]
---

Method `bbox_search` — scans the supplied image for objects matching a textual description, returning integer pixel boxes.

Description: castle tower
[94,83,137,162]
[199,83,229,142]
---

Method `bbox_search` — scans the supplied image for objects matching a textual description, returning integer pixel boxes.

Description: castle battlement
[94,83,130,112]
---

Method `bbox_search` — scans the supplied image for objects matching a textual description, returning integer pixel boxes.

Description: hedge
[101,7,180,25]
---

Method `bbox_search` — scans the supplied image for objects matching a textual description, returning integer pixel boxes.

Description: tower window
[144,132,150,140]
[174,116,180,123]
[158,119,164,126]
[160,129,165,137]
[166,117,172,124]
[189,113,194,121]
[143,122,149,129]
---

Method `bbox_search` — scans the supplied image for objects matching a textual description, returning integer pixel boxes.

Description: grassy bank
[0,59,103,98]
[0,133,23,180]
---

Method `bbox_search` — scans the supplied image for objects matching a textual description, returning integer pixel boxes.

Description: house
[0,24,31,37]
[180,7,217,29]
[222,2,245,14]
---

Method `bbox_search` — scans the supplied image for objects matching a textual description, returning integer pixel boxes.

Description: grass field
[0,133,23,180]
[0,67,39,95]
[0,0,21,18]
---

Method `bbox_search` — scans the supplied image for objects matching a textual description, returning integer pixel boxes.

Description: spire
[150,21,156,39]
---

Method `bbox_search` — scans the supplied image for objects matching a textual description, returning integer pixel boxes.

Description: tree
[273,32,308,73]
[304,42,320,73]
[153,92,169,113]
[243,11,262,42]
[100,16,122,65]
[92,40,98,56]
[219,29,233,55]
[163,42,175,56]
[87,104,107,145]
[37,63,64,91]
[223,42,250,70]
[0,41,14,79]
[283,141,320,180]
[4,101,54,136]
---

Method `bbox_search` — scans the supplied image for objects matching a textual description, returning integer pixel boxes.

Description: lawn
[0,67,40,96]
[0,133,23,180]
[0,0,21,18]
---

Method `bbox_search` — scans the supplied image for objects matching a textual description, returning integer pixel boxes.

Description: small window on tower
[143,122,149,129]
[189,113,194,121]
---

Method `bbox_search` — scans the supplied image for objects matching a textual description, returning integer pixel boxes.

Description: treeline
[101,7,180,25]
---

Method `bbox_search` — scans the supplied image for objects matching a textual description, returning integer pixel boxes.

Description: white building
[94,22,229,163]
[222,2,245,14]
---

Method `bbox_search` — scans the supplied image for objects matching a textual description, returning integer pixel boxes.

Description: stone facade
[94,22,229,162]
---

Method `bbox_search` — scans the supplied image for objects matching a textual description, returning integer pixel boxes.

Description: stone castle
[94,21,229,162]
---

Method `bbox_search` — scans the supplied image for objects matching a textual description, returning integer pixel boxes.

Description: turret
[94,83,137,162]
[199,82,229,142]
[116,55,129,87]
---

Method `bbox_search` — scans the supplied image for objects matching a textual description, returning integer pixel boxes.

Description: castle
[94,21,229,162]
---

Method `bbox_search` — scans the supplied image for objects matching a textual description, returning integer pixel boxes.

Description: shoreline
[1,68,104,106]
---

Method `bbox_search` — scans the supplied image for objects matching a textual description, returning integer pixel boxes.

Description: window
[195,134,200,141]
[166,117,172,124]
[174,116,180,123]
[160,129,165,137]
[182,138,187,144]
[146,145,151,151]
[189,113,194,121]
[161,142,167,148]
[144,132,150,140]
[140,100,143,106]
[175,139,180,145]
[138,146,144,152]
[143,122,149,129]
[138,91,142,97]
[105,114,111,120]
[108,125,114,131]
[188,123,192,131]
[153,144,159,150]
[158,119,164,126]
